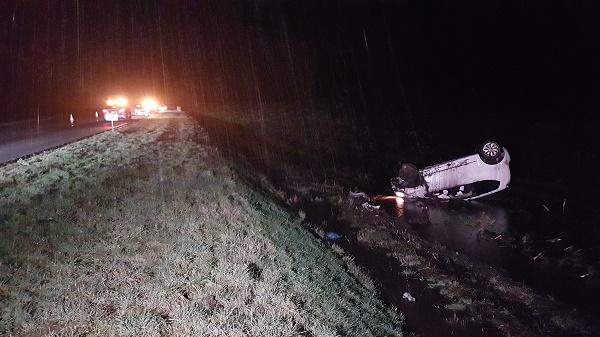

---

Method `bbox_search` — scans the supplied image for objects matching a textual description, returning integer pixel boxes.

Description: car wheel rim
[482,143,500,157]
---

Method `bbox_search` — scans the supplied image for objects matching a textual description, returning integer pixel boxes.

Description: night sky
[1,1,599,192]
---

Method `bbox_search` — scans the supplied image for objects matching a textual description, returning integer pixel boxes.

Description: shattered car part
[361,202,381,211]
[325,232,343,241]
[392,141,511,200]
[402,292,416,302]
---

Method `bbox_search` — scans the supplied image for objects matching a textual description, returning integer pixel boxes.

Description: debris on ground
[349,191,367,199]
[402,292,416,302]
[348,191,373,208]
[362,202,381,211]
[435,190,451,199]
[325,232,343,241]
[313,196,325,203]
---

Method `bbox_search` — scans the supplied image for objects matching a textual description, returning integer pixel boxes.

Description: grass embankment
[0,117,403,336]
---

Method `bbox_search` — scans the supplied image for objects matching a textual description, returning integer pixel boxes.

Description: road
[0,118,129,165]
[0,112,188,165]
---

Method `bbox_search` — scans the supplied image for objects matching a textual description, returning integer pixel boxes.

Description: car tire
[399,163,419,187]
[478,141,504,165]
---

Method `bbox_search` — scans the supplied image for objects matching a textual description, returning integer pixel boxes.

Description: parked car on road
[391,141,511,200]
[102,108,128,121]
[132,104,149,118]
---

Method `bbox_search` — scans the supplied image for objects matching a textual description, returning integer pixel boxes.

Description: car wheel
[399,163,419,187]
[478,141,504,164]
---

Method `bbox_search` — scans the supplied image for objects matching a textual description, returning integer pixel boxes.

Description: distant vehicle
[102,107,128,121]
[391,141,511,200]
[158,105,184,113]
[132,104,149,118]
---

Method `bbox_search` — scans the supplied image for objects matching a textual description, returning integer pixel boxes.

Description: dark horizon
[1,0,598,190]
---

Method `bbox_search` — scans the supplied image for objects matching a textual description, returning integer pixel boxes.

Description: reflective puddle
[373,191,600,317]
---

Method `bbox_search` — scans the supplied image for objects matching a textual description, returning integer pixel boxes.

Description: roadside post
[105,112,118,130]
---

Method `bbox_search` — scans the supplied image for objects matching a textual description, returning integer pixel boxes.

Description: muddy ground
[199,109,600,337]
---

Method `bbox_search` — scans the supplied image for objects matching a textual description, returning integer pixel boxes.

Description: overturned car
[392,141,511,200]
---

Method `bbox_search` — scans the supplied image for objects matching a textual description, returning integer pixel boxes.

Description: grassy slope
[0,117,403,336]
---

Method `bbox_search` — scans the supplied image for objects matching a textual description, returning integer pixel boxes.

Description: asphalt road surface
[0,112,188,165]
[0,118,129,165]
